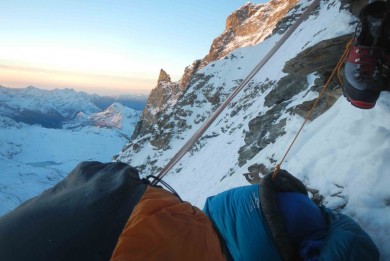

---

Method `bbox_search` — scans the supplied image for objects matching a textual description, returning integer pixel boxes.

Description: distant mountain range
[0,85,147,128]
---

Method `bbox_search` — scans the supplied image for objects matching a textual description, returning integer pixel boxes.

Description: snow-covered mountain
[0,85,147,128]
[116,0,390,259]
[0,86,142,215]
[1,0,389,259]
[64,102,139,138]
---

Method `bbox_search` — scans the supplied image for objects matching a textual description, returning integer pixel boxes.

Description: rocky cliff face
[132,69,181,139]
[201,0,300,68]
[132,0,300,141]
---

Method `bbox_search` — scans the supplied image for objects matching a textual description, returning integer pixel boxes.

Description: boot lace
[354,48,379,81]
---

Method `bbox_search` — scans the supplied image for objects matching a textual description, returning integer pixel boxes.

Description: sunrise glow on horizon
[0,0,265,95]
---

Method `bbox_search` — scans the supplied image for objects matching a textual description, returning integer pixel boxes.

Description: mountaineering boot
[343,1,388,109]
[378,10,390,91]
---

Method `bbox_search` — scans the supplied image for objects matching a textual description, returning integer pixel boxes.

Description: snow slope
[0,120,130,214]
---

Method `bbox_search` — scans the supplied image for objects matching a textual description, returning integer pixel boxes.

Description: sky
[0,0,267,95]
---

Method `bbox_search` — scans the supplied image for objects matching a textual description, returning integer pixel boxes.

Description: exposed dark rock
[283,34,353,76]
[150,132,172,150]
[238,106,287,166]
[248,163,270,175]
[308,187,326,206]
[180,92,198,107]
[243,163,271,184]
[264,75,308,107]
[130,120,144,140]
[190,74,216,92]
[283,34,351,120]
[180,60,202,90]
[229,80,274,118]
[269,3,303,36]
[205,90,221,106]
[289,84,342,120]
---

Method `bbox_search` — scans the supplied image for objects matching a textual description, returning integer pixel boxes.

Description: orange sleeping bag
[111,186,226,261]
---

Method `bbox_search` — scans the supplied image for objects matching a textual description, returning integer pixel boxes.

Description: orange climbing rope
[337,39,354,85]
[272,38,354,180]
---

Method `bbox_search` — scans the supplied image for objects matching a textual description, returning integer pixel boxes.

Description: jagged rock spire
[157,69,171,83]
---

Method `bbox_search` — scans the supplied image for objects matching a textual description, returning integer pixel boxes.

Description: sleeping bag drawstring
[143,175,184,202]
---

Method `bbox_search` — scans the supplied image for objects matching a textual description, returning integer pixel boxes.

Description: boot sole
[340,67,380,109]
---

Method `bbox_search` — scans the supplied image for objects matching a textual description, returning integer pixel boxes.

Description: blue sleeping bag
[319,208,379,261]
[203,182,379,261]
[203,185,328,261]
[203,185,281,261]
